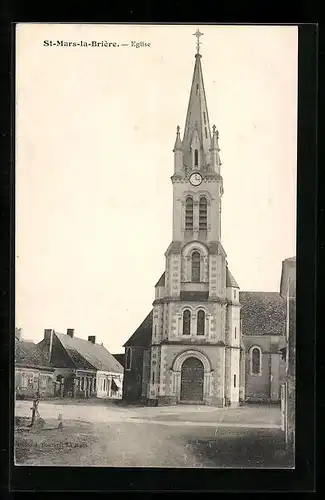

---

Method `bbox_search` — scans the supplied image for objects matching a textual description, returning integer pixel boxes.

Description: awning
[111,378,122,391]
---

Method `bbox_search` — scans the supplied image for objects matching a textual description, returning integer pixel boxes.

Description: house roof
[112,353,125,367]
[55,332,123,373]
[284,256,296,262]
[155,272,165,287]
[15,340,54,370]
[240,291,286,336]
[226,267,239,288]
[123,310,153,347]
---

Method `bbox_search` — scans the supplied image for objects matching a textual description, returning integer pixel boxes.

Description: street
[14,400,290,468]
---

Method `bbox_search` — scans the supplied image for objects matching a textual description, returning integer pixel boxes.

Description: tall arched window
[199,196,207,230]
[185,197,194,230]
[251,347,262,375]
[182,310,191,335]
[197,310,205,335]
[194,149,199,166]
[191,251,201,282]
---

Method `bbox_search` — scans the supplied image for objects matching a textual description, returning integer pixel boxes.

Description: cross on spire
[193,28,204,54]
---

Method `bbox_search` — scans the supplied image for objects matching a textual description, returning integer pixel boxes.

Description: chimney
[44,329,54,361]
[88,335,96,344]
[67,329,74,338]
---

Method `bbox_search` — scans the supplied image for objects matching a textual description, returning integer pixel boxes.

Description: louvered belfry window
[194,149,199,167]
[185,197,194,230]
[199,196,207,230]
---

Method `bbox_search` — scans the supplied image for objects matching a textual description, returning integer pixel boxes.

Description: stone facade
[139,50,242,408]
[15,366,54,399]
[122,45,286,408]
[243,335,286,402]
[280,257,296,461]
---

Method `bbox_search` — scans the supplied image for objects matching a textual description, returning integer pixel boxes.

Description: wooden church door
[180,357,204,402]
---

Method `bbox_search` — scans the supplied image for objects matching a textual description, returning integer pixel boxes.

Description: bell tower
[146,30,242,408]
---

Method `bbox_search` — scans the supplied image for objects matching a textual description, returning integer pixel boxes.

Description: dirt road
[15,401,289,468]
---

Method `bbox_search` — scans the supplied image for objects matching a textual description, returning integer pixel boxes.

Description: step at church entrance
[180,357,204,403]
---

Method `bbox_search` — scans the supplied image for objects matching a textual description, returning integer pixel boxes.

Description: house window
[197,310,205,335]
[183,309,191,335]
[234,290,237,299]
[81,377,84,390]
[125,347,132,370]
[250,346,262,375]
[205,127,208,139]
[185,197,194,230]
[234,327,237,339]
[191,251,201,282]
[40,375,47,389]
[203,111,206,124]
[21,373,28,388]
[199,196,207,230]
[194,149,199,167]
[234,374,237,388]
[93,378,96,391]
[152,371,155,385]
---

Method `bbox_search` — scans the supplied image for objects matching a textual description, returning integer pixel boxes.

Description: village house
[37,329,123,399]
[15,328,55,399]
[280,256,296,458]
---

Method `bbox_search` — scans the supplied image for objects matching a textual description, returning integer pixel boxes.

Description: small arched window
[185,197,193,230]
[199,196,207,230]
[182,310,191,335]
[194,149,199,166]
[197,310,205,335]
[191,251,201,282]
[251,347,262,375]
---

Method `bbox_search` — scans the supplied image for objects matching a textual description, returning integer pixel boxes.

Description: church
[122,31,286,407]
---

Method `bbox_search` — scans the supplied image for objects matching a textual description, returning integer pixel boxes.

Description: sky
[15,24,298,353]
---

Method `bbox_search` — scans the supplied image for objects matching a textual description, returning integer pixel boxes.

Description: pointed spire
[193,28,204,55]
[173,125,182,151]
[211,125,220,151]
[182,36,212,170]
[210,125,222,173]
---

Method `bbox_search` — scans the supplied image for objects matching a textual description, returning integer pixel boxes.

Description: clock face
[189,172,203,187]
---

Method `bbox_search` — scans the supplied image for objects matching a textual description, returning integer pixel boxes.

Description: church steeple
[182,29,212,171]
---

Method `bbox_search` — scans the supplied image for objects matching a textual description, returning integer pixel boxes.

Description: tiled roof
[15,340,54,370]
[240,291,286,336]
[155,272,165,287]
[55,333,123,373]
[226,267,239,288]
[123,310,153,347]
[112,353,125,367]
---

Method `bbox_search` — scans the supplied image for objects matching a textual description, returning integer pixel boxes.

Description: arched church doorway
[180,357,204,403]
